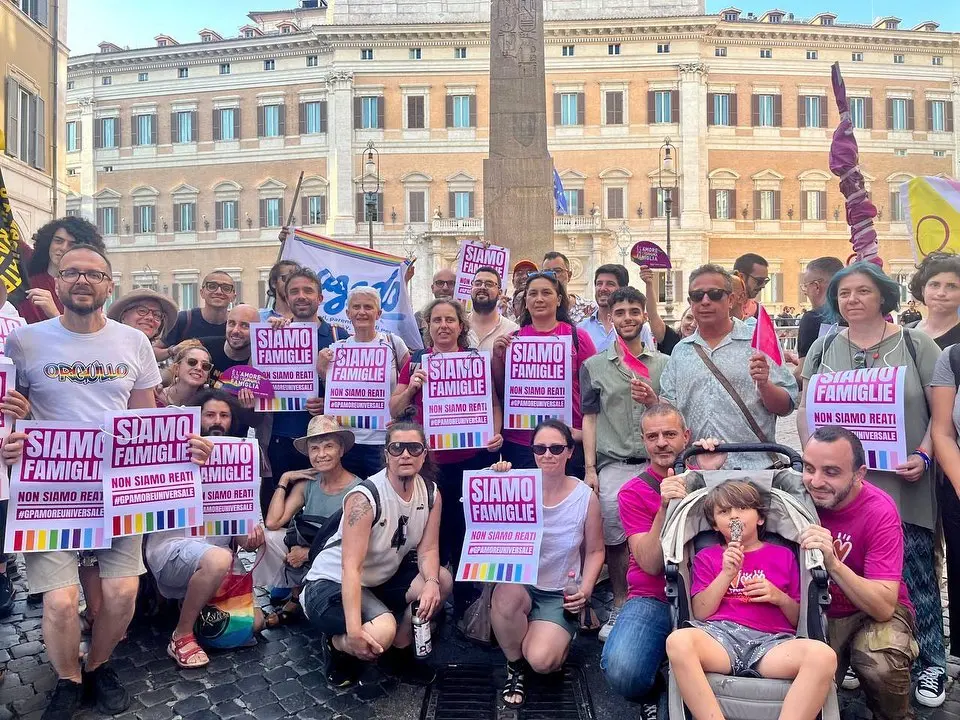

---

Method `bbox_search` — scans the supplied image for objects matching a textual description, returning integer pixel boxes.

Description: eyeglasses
[532,443,569,456]
[131,306,164,321]
[184,357,213,372]
[471,280,500,290]
[386,441,426,457]
[433,280,455,288]
[689,288,730,303]
[747,274,771,288]
[203,281,236,293]
[58,269,109,284]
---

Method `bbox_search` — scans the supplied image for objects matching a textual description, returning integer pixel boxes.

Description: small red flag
[751,305,784,366]
[617,333,651,379]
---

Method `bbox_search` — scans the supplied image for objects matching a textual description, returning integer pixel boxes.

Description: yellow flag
[0,167,29,302]
[904,176,960,260]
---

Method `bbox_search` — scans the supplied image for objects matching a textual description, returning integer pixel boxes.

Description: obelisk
[484,0,554,263]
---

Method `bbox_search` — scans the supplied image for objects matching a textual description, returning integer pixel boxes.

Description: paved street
[2,412,959,720]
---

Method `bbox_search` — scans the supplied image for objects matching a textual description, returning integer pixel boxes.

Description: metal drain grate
[420,664,595,720]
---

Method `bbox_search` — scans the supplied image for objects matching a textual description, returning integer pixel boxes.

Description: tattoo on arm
[347,496,373,527]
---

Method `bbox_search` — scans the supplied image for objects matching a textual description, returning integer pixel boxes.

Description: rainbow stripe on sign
[507,413,557,430]
[429,432,488,450]
[13,526,105,552]
[190,519,253,538]
[257,397,307,412]
[337,415,384,430]
[112,507,198,537]
[867,449,900,470]
[293,229,405,267]
[459,562,534,584]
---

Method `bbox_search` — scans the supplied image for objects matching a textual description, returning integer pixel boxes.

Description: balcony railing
[429,215,604,235]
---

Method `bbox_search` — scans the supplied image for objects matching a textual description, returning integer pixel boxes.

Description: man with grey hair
[660,264,798,469]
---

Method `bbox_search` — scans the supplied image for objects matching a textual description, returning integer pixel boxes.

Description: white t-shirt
[336,332,408,446]
[5,317,162,422]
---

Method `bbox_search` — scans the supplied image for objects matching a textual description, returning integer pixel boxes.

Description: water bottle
[562,571,580,622]
[412,600,432,658]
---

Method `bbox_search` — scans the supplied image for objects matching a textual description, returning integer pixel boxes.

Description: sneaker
[41,679,83,720]
[915,666,946,708]
[27,592,42,605]
[639,699,659,720]
[599,605,622,643]
[0,573,14,619]
[82,662,131,715]
[840,667,860,690]
[323,637,359,688]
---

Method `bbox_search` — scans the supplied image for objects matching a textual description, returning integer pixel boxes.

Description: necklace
[847,324,888,368]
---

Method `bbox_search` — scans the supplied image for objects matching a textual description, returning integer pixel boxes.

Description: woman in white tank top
[489,420,604,709]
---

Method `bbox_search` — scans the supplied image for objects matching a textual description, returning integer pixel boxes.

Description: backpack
[306,476,436,564]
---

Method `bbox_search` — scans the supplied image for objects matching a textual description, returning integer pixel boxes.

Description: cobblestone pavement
[1,412,959,720]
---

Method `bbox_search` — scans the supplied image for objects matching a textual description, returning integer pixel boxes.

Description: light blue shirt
[578,311,656,352]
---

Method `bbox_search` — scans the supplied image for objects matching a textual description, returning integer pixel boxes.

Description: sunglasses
[689,288,730,303]
[131,306,164,321]
[527,270,558,280]
[386,441,426,457]
[184,357,213,372]
[746,274,771,288]
[203,281,236,293]
[532,443,570,456]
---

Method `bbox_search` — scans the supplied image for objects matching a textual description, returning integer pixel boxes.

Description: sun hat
[107,288,179,331]
[293,415,355,456]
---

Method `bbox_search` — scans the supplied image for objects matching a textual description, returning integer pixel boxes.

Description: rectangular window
[360,49,373,61]
[760,190,776,220]
[134,114,154,145]
[307,56,318,67]
[67,81,74,89]
[453,192,472,219]
[606,187,624,218]
[175,111,193,143]
[605,91,623,125]
[361,97,380,129]
[934,150,946,158]
[265,198,282,227]
[563,189,581,215]
[264,59,276,71]
[657,43,670,54]
[134,205,155,234]
[851,52,863,62]
[723,12,738,21]
[452,95,473,128]
[562,45,574,57]
[357,193,383,223]
[559,93,579,126]
[102,76,111,86]
[933,56,943,66]
[138,72,148,82]
[715,189,731,219]
[930,100,947,132]
[307,196,326,224]
[100,117,117,148]
[407,96,425,129]
[174,283,198,310]
[760,49,772,59]
[654,91,672,124]
[655,188,671,218]
[608,43,621,55]
[894,148,908,156]
[805,190,822,220]
[219,63,230,75]
[217,200,238,230]
[713,94,730,126]
[806,50,818,60]
[218,108,236,140]
[178,68,188,79]
[409,48,421,60]
[715,47,727,57]
[263,105,281,137]
[303,102,324,134]
[891,98,908,130]
[890,191,903,221]
[804,96,822,128]
[98,207,117,235]
[894,55,904,64]
[174,202,195,232]
[850,97,866,129]
[757,94,775,126]
[408,191,426,223]
[66,121,79,151]
[454,47,467,59]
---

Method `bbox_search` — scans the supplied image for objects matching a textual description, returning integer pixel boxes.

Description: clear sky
[68,0,958,56]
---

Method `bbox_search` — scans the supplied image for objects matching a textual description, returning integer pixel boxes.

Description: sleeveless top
[536,480,592,592]
[305,468,431,587]
[302,475,360,527]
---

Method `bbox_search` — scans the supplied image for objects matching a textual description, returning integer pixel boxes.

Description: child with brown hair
[666,480,837,720]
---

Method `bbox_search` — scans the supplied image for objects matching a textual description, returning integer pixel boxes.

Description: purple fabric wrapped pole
[829,62,882,267]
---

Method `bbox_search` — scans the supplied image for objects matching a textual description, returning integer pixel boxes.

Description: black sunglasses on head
[689,288,730,303]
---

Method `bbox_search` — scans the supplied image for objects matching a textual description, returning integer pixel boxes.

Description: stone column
[325,70,357,237]
[678,62,708,231]
[484,0,554,261]
[77,97,96,220]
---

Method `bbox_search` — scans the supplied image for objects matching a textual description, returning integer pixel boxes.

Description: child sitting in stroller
[666,480,837,720]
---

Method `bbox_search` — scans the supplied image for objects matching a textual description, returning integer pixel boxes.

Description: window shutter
[131,115,138,146]
[753,190,761,219]
[150,115,157,145]
[190,112,197,142]
[707,93,715,125]
[773,191,781,220]
[751,94,759,127]
[672,189,680,216]
[259,199,267,227]
[864,97,873,129]
[670,91,679,123]
[6,79,19,156]
[470,95,478,127]
[445,96,454,128]
[353,97,362,129]
[32,95,45,170]
[604,93,612,125]
[730,95,738,126]
[926,100,933,131]
[173,205,181,233]
[709,189,717,218]
[798,96,806,127]
[233,108,241,139]
[818,191,826,220]
[468,192,475,218]
[376,194,383,222]
[576,92,585,125]
[298,102,306,134]
[170,112,178,143]
[96,207,105,233]
[773,96,782,126]
[93,117,102,149]
[576,189,584,214]
[650,187,658,218]
[886,99,894,130]
[948,104,955,132]
[355,193,364,223]
[278,104,286,136]
[212,109,221,141]
[730,189,737,218]
[907,99,915,130]
[215,201,223,230]
[77,120,82,150]
[319,101,328,133]
[448,192,456,217]
[376,97,384,129]
[800,190,807,220]
[889,191,898,220]
[134,207,142,234]
[819,97,827,128]
[647,91,656,125]
[257,106,265,137]
[553,94,561,126]
[301,196,309,225]
[320,195,327,223]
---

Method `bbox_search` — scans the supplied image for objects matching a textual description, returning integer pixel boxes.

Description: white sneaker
[915,666,946,708]
[598,605,621,643]
[840,667,860,690]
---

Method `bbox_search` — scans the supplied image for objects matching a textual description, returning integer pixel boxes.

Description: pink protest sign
[805,366,907,471]
[457,469,544,584]
[218,365,275,399]
[4,421,109,552]
[504,336,573,429]
[323,341,392,430]
[630,240,672,269]
[251,323,319,412]
[0,315,25,357]
[102,407,202,538]
[454,240,511,301]
[191,438,261,537]
[422,351,495,450]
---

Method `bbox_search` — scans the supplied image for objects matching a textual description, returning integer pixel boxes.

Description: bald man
[417,267,458,333]
[199,303,261,387]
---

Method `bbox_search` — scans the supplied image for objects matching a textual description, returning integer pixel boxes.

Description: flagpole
[275,171,305,264]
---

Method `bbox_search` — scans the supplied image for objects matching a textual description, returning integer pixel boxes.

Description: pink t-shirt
[816,481,913,618]
[618,469,667,602]
[691,542,800,634]
[501,323,597,446]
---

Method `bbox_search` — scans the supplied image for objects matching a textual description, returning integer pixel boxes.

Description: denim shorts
[689,619,794,676]
[301,552,419,636]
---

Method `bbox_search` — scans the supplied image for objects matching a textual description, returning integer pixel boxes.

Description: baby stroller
[659,442,840,720]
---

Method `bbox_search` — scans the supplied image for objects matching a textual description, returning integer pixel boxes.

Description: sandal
[265,599,303,628]
[501,659,527,708]
[167,632,209,669]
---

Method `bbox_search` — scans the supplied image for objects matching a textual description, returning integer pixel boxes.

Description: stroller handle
[674,442,803,475]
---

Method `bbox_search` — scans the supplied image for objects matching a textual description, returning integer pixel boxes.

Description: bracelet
[276,485,289,494]
[912,450,932,470]
[585,464,596,470]
[424,576,440,586]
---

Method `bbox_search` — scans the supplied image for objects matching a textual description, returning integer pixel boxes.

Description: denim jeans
[601,596,672,700]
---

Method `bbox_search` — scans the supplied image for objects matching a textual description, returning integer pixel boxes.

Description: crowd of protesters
[0,216,955,720]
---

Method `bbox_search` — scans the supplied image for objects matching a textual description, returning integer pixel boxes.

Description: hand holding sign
[630,241,672,270]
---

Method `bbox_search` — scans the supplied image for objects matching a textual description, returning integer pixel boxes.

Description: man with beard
[199,304,261,386]
[732,253,770,321]
[579,264,629,351]
[3,245,211,719]
[144,389,265,670]
[158,270,237,359]
[601,404,724,715]
[799,426,918,719]
[581,286,669,643]
[466,266,517,351]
